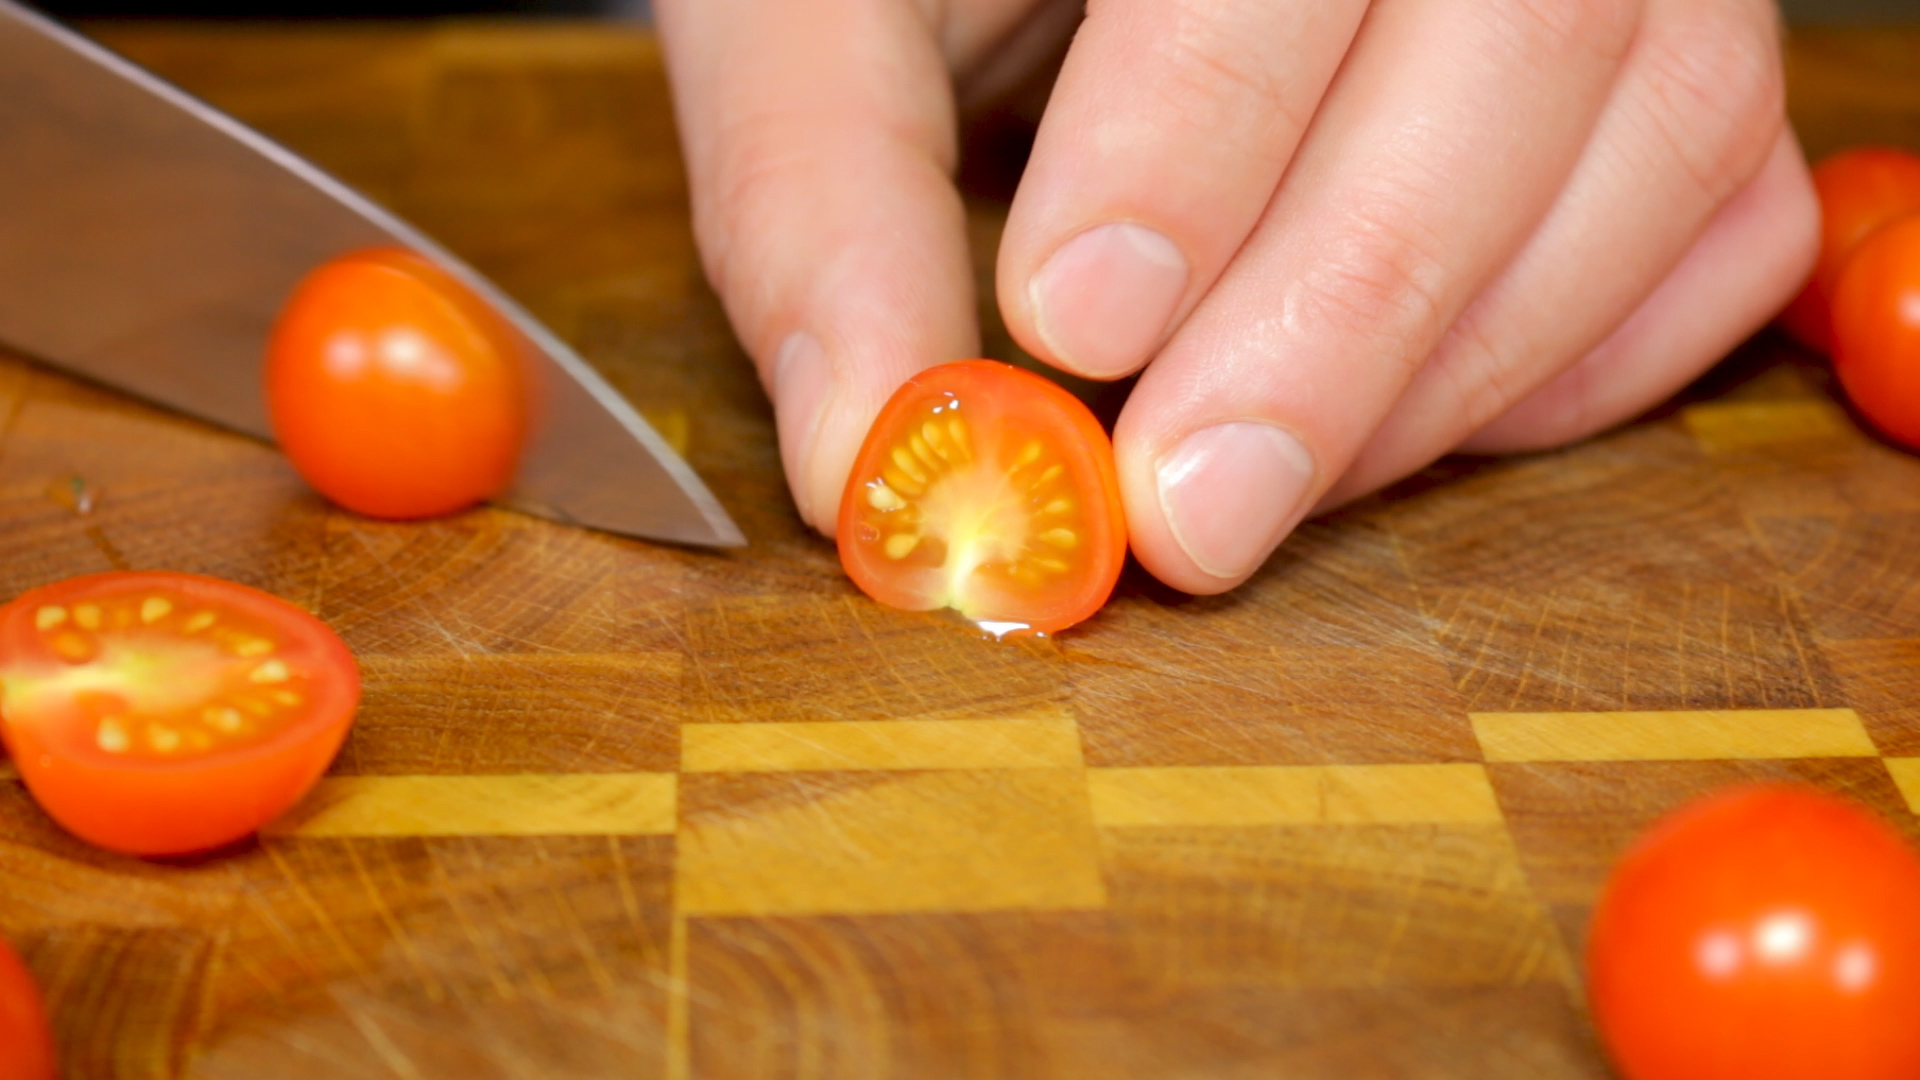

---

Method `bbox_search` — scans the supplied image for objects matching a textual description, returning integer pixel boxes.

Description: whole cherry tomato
[0,936,54,1080]
[1586,784,1920,1080]
[266,247,528,520]
[838,360,1127,635]
[1830,213,1920,450]
[0,571,360,856]
[1779,146,1920,353]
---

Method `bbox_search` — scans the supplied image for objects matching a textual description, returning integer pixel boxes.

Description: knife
[0,0,745,548]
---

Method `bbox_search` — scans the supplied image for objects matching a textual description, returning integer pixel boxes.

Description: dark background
[19,0,1920,23]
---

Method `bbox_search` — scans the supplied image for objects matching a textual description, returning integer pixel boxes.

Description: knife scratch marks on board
[336,995,428,1080]
[263,843,374,981]
[427,844,519,1001]
[1619,589,1644,710]
[1777,581,1826,709]
[344,841,448,1004]
[534,836,619,997]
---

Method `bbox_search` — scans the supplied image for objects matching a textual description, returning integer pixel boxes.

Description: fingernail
[772,331,833,527]
[1030,223,1188,378]
[1156,422,1316,580]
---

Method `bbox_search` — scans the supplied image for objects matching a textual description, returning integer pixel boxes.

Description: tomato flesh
[1779,146,1920,353]
[0,572,359,856]
[266,246,528,520]
[0,936,53,1080]
[1831,213,1920,450]
[1585,784,1920,1080]
[837,360,1126,634]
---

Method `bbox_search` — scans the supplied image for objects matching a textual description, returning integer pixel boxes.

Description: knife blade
[0,1,745,548]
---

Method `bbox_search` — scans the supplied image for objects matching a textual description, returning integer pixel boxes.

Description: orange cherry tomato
[1831,213,1920,450]
[1779,146,1920,353]
[0,572,359,856]
[837,360,1127,635]
[0,936,54,1080]
[1586,784,1920,1080]
[266,247,528,520]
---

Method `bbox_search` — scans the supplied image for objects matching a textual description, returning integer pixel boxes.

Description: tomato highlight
[266,246,528,520]
[837,360,1127,634]
[0,572,359,856]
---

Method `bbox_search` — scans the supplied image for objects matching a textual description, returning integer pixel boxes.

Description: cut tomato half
[837,360,1127,634]
[0,572,359,856]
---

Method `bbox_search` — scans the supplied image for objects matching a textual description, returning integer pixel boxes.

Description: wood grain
[0,19,1917,1079]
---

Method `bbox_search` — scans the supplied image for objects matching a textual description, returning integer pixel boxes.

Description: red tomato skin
[1780,146,1920,353]
[266,247,528,520]
[837,360,1127,634]
[0,572,360,857]
[1586,784,1920,1080]
[0,937,54,1080]
[1831,213,1920,449]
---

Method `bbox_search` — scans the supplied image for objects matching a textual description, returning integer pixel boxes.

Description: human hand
[657,0,1817,594]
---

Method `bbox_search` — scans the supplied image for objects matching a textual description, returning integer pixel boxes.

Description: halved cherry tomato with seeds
[0,571,358,856]
[837,360,1127,634]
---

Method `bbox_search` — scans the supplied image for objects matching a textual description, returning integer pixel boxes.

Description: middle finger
[1115,0,1641,593]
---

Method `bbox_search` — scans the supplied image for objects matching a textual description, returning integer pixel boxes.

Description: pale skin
[656,0,1819,595]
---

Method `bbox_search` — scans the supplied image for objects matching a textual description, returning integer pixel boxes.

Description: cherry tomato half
[837,360,1127,634]
[0,572,360,856]
[267,247,528,520]
[1779,146,1920,353]
[1831,213,1920,450]
[0,936,54,1080]
[1586,784,1920,1080]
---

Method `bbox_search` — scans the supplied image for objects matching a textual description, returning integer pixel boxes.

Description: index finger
[657,0,979,531]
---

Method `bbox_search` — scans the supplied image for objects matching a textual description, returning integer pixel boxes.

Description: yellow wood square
[1103,824,1568,988]
[1087,764,1502,828]
[676,769,1106,916]
[266,774,678,837]
[1887,759,1920,814]
[1682,399,1852,455]
[1472,709,1878,762]
[681,715,1082,773]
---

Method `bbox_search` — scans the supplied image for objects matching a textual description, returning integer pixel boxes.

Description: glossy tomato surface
[0,936,53,1080]
[0,572,360,856]
[1586,784,1920,1080]
[838,360,1126,634]
[267,246,528,519]
[1831,213,1920,449]
[1780,146,1920,353]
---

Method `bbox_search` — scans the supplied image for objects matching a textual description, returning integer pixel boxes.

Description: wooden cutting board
[1,20,1917,1079]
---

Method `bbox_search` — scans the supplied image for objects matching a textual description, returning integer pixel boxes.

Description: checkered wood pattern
[1,21,1918,1080]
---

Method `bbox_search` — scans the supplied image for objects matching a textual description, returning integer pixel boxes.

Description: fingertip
[771,331,834,529]
[1023,222,1190,380]
[1120,416,1319,595]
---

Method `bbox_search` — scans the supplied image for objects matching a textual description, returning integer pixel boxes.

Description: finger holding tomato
[659,0,1817,595]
